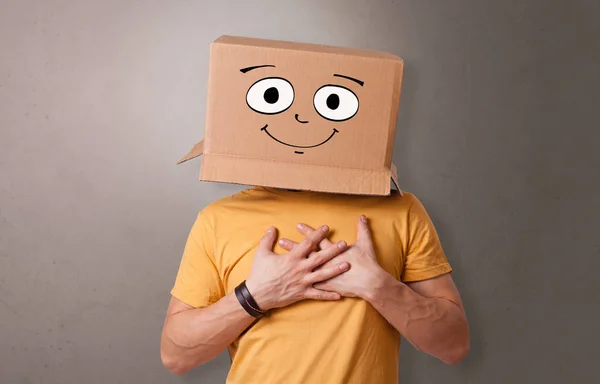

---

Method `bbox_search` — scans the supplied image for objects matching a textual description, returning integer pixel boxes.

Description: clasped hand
[246,216,385,311]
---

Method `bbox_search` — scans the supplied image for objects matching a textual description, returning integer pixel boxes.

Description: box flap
[390,162,403,196]
[177,140,204,165]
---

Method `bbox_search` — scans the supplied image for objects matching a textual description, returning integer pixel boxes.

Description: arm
[281,216,470,365]
[160,294,255,375]
[365,272,470,365]
[161,225,351,375]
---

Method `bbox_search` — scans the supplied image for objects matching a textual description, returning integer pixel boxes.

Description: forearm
[365,273,470,365]
[160,293,254,375]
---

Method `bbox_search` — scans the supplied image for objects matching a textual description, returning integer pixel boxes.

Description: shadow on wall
[394,61,483,382]
[393,60,417,188]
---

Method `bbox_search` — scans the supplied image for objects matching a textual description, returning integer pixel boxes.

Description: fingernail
[278,239,285,245]
[266,227,274,233]
[339,262,350,271]
[338,240,347,248]
[297,223,304,230]
[360,215,367,223]
[321,225,329,232]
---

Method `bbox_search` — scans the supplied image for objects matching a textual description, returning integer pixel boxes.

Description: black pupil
[326,94,340,110]
[264,87,279,104]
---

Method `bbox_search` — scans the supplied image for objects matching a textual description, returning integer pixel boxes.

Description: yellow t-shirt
[171,186,452,384]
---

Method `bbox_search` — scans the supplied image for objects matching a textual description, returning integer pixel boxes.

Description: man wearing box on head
[160,36,469,384]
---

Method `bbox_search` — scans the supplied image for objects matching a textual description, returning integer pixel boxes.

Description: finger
[277,238,297,251]
[303,288,341,301]
[356,215,374,249]
[308,261,350,284]
[297,223,334,249]
[294,225,330,257]
[258,226,277,253]
[279,238,318,259]
[313,282,327,290]
[308,240,348,268]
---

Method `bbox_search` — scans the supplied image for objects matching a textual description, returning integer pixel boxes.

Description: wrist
[244,278,274,311]
[234,281,265,318]
[362,267,398,304]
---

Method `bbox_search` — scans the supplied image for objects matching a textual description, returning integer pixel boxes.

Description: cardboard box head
[178,36,404,196]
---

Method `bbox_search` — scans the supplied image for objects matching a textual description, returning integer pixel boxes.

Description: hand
[245,225,351,311]
[278,216,385,300]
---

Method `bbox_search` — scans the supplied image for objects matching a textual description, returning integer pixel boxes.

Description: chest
[214,210,406,293]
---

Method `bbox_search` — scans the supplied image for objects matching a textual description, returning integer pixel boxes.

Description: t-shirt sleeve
[401,196,453,283]
[170,210,225,308]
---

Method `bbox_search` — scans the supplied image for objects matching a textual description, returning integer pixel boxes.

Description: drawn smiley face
[241,65,362,154]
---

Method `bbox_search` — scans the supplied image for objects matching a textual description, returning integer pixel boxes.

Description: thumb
[356,216,374,249]
[258,227,277,253]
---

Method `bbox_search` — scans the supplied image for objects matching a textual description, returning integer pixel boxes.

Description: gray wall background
[1,0,599,383]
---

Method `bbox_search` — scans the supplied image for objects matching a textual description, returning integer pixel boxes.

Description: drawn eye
[313,85,359,121]
[246,77,294,114]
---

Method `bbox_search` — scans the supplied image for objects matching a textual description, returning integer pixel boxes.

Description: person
[160,186,470,383]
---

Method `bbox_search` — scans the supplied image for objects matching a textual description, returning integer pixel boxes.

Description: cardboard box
[178,35,404,196]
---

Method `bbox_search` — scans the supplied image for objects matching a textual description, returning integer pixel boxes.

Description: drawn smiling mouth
[260,124,339,149]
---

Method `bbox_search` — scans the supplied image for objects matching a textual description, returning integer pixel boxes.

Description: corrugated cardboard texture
[182,35,404,195]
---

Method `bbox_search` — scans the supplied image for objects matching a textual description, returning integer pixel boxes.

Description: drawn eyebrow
[240,64,276,73]
[333,74,364,86]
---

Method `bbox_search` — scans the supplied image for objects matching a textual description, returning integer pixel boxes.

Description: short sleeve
[401,196,453,282]
[170,210,225,308]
